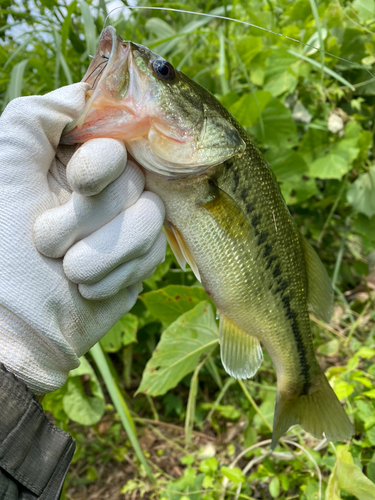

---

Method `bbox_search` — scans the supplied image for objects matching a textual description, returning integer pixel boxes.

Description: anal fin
[219,314,263,379]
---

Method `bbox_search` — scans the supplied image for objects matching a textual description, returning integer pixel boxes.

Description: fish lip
[62,26,131,139]
[83,26,119,87]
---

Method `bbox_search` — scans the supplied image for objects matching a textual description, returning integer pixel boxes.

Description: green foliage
[63,355,105,425]
[3,0,375,498]
[100,313,138,352]
[140,285,215,325]
[326,445,375,500]
[138,301,218,396]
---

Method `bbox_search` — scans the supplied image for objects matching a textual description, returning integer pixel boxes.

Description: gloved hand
[0,83,166,395]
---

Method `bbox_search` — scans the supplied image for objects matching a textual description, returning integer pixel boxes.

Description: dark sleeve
[0,364,75,500]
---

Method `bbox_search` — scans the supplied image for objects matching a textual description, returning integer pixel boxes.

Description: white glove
[0,83,166,395]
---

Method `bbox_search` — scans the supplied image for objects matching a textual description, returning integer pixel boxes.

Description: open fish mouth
[62,27,151,143]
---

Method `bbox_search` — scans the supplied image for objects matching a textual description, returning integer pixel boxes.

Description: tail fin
[272,371,354,449]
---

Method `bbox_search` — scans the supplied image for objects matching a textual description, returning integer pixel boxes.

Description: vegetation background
[1,0,375,498]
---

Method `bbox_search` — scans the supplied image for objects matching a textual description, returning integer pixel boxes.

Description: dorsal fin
[219,314,263,379]
[298,233,333,323]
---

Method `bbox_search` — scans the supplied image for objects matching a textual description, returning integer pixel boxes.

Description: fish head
[62,26,245,177]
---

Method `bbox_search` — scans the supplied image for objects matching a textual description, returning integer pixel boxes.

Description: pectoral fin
[166,223,201,282]
[299,233,334,323]
[219,314,263,379]
[165,225,187,271]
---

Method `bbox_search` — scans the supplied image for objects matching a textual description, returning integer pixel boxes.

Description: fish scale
[62,26,354,448]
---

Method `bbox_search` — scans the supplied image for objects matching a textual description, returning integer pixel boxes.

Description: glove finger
[33,161,144,258]
[67,138,128,196]
[63,191,165,284]
[79,232,166,300]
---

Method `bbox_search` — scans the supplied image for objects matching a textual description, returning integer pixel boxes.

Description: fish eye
[153,59,175,81]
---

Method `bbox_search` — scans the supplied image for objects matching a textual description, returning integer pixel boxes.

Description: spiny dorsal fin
[219,314,263,379]
[166,223,201,282]
[299,233,334,323]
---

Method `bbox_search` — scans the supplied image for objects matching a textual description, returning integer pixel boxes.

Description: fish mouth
[62,27,151,143]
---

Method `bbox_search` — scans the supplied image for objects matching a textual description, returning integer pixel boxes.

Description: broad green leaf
[251,97,298,149]
[353,0,375,22]
[140,285,214,325]
[327,446,375,500]
[137,301,219,396]
[235,36,263,66]
[310,146,357,179]
[355,400,375,424]
[353,214,375,250]
[309,129,360,179]
[357,346,375,358]
[42,386,68,423]
[63,356,104,425]
[368,461,375,484]
[340,28,368,63]
[267,150,309,182]
[199,457,219,474]
[299,128,330,163]
[269,476,281,498]
[122,314,138,346]
[281,177,318,205]
[264,68,298,97]
[100,313,138,352]
[229,90,272,127]
[263,51,299,96]
[347,166,375,217]
[334,381,355,399]
[220,466,246,484]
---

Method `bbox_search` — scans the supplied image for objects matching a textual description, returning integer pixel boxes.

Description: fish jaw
[62,26,246,178]
[62,27,157,144]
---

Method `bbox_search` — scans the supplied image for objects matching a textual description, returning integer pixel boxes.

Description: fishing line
[103,5,375,81]
[84,57,108,85]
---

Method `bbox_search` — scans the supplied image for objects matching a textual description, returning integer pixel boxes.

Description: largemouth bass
[62,26,354,447]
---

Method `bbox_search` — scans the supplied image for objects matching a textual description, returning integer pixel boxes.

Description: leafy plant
[2,0,375,498]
